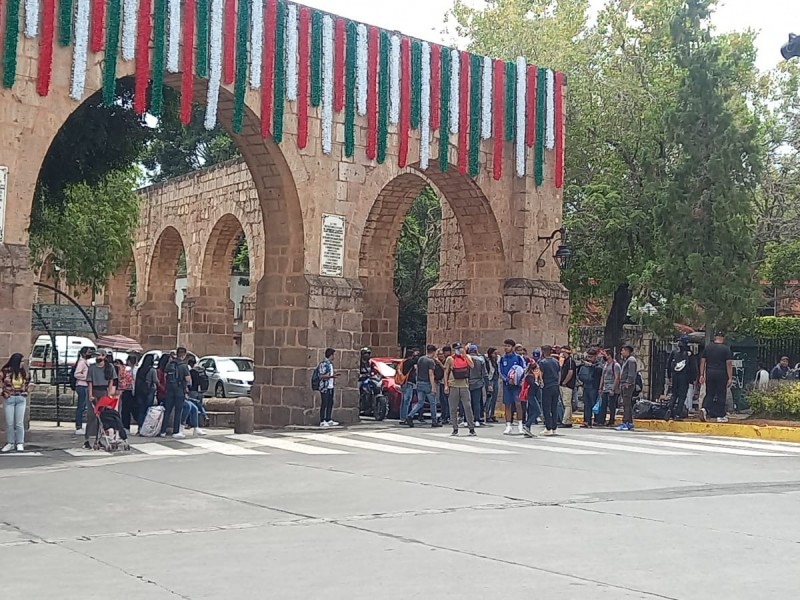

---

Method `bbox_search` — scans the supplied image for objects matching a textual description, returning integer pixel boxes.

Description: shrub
[747,383,800,419]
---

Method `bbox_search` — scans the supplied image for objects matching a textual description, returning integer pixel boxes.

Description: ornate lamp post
[536,227,572,273]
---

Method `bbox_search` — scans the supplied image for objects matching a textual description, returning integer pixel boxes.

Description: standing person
[466,344,489,427]
[579,348,603,428]
[155,353,170,404]
[398,348,419,424]
[597,348,621,427]
[408,345,440,427]
[536,346,562,436]
[667,339,697,420]
[1,353,31,452]
[187,356,209,425]
[85,349,116,448]
[559,347,577,428]
[484,347,499,423]
[499,339,526,435]
[435,347,450,425]
[134,354,158,430]
[117,356,137,433]
[616,344,638,431]
[317,348,339,427]
[73,346,92,435]
[444,343,475,436]
[770,356,790,381]
[160,348,191,438]
[699,332,733,423]
[522,360,544,436]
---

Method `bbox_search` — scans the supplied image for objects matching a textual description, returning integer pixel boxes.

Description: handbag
[139,406,165,437]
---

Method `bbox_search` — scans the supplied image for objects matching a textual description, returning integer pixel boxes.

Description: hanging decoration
[492,58,504,181]
[260,0,276,137]
[195,0,208,77]
[514,56,526,177]
[525,65,536,148]
[449,48,459,135]
[59,0,73,46]
[481,55,492,140]
[284,2,297,100]
[430,43,440,131]
[545,68,555,150]
[25,0,40,38]
[180,0,195,124]
[70,0,90,99]
[272,0,285,142]
[310,9,321,107]
[438,46,451,173]
[36,0,55,96]
[554,70,565,189]
[296,5,310,148]
[249,0,263,89]
[133,0,150,111]
[3,0,21,88]
[344,20,357,157]
[468,53,481,178]
[91,0,105,52]
[365,26,378,159]
[376,29,389,164]
[533,66,546,186]
[356,23,367,116]
[398,36,410,168]
[121,0,138,61]
[166,0,180,72]
[321,14,333,154]
[333,18,344,113]
[204,0,224,129]
[504,61,514,142]
[102,0,121,107]
[222,0,235,84]
[410,39,421,130]
[231,0,249,133]
[419,41,431,170]
[456,50,468,175]
[150,0,166,115]
[389,34,400,125]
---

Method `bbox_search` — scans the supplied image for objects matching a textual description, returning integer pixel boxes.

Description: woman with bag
[134,354,159,431]
[2,353,32,452]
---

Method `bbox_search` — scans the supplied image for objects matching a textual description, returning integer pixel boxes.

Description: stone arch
[104,256,138,338]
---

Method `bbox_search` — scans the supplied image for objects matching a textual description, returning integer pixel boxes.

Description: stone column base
[0,244,35,363]
[502,278,570,346]
[180,295,237,357]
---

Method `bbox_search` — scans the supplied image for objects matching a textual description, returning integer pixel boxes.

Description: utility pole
[781,34,799,60]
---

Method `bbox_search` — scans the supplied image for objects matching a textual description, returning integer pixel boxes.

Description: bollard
[234,397,255,434]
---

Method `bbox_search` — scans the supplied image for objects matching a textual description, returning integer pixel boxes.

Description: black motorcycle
[359,373,388,421]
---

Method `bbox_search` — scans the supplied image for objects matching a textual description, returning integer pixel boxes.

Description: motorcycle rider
[359,347,373,381]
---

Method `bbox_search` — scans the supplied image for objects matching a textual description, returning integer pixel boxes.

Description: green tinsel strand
[468,53,481,178]
[534,66,546,187]
[344,20,357,157]
[196,0,209,78]
[2,0,20,88]
[232,0,250,132]
[102,0,122,106]
[310,10,322,107]
[410,39,421,129]
[58,0,73,47]
[151,0,167,116]
[504,61,515,142]
[272,0,286,142]
[438,46,451,173]
[377,30,389,164]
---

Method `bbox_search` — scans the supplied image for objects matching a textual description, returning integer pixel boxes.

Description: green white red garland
[166,0,180,72]
[25,0,40,38]
[321,13,333,153]
[481,55,492,140]
[69,0,90,100]
[204,0,224,130]
[121,0,138,60]
[249,0,263,89]
[419,40,431,170]
[545,68,555,150]
[285,2,298,99]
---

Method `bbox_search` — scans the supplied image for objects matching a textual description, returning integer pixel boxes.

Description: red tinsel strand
[398,37,411,168]
[134,0,152,114]
[554,71,565,189]
[366,26,378,159]
[90,0,105,52]
[223,0,235,85]
[333,17,345,112]
[430,44,440,131]
[457,50,469,175]
[297,6,310,148]
[526,65,536,148]
[180,0,196,124]
[37,0,56,96]
[260,0,276,137]
[492,58,504,181]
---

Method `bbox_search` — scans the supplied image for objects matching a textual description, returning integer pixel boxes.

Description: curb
[617,419,800,443]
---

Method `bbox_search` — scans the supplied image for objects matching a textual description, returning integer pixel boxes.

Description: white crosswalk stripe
[295,433,431,454]
[648,434,800,454]
[356,431,515,454]
[541,437,694,455]
[585,434,792,457]
[131,443,191,456]
[179,438,262,456]
[428,433,602,455]
[228,434,347,455]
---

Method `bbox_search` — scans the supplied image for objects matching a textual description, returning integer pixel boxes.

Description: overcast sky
[299,0,799,72]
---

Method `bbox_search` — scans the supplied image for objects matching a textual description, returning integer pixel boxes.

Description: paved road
[1,424,798,599]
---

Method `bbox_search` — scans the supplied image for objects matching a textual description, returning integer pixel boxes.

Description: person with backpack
[314,348,339,427]
[616,344,638,431]
[559,347,578,428]
[667,338,697,420]
[466,344,489,427]
[84,349,117,448]
[155,353,170,404]
[483,347,499,423]
[443,343,475,436]
[398,348,419,424]
[134,353,158,430]
[499,338,526,436]
[160,348,191,438]
[579,348,603,428]
[72,346,92,435]
[597,348,621,427]
[436,346,452,425]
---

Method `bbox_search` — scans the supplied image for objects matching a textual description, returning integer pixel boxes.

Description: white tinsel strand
[389,34,400,125]
[24,0,39,37]
[249,0,263,89]
[449,48,459,135]
[167,0,181,73]
[481,55,492,140]
[420,41,431,170]
[545,69,555,150]
[321,14,334,154]
[515,57,527,177]
[121,0,139,61]
[285,3,298,99]
[356,23,368,116]
[205,0,224,130]
[70,0,91,100]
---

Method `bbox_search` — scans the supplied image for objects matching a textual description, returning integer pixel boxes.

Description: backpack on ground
[451,355,470,380]
[197,369,210,392]
[139,406,165,437]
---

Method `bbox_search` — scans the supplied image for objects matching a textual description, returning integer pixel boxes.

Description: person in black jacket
[668,337,698,420]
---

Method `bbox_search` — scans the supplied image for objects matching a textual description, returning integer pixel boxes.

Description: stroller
[92,396,131,452]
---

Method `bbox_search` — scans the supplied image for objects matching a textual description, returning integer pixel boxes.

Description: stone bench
[203,397,254,434]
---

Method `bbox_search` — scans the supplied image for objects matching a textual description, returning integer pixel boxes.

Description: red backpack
[451,355,470,380]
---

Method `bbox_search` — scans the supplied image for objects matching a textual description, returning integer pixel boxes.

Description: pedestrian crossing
[46,428,800,465]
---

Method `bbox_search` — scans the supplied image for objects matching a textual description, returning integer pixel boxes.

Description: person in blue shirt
[499,338,526,436]
[537,345,563,436]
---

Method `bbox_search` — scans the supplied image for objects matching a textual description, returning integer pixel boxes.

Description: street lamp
[781,34,800,60]
[536,227,572,272]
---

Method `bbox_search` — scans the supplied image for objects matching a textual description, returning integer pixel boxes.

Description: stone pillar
[0,245,35,362]
[502,279,570,347]
[138,298,179,350]
[104,265,135,337]
[181,292,237,357]
[359,279,399,356]
[239,292,256,358]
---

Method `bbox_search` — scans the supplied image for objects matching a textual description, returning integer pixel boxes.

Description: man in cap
[466,344,489,427]
[84,348,116,448]
[559,346,577,428]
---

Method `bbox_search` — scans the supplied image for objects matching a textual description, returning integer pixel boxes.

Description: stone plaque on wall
[320,214,345,277]
[0,166,7,243]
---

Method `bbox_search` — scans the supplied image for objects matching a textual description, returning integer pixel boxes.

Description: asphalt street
[1,423,798,599]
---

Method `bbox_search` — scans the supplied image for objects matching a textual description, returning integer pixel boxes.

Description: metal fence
[755,338,800,370]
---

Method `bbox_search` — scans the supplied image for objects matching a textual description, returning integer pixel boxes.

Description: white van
[29,335,96,384]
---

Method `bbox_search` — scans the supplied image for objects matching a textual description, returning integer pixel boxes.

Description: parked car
[199,356,254,398]
[29,335,96,384]
[136,349,199,371]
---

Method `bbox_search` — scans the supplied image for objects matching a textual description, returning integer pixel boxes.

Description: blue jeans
[438,383,450,421]
[161,386,186,434]
[400,384,415,421]
[524,385,542,428]
[181,399,199,428]
[469,387,484,423]
[410,381,436,422]
[75,386,88,429]
[4,395,26,444]
[583,386,599,424]
[485,379,498,420]
[541,386,561,431]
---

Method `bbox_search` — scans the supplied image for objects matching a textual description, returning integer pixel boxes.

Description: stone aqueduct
[1,1,568,426]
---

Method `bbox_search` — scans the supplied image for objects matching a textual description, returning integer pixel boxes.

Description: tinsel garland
[356,23,367,116]
[398,36,410,168]
[232,0,249,133]
[249,0,263,88]
[36,0,55,96]
[376,29,389,164]
[366,26,378,159]
[533,66,545,186]
[545,68,555,150]
[321,14,333,154]
[180,0,195,124]
[296,5,310,147]
[102,0,121,107]
[272,0,286,142]
[121,0,138,61]
[310,10,321,107]
[504,61,514,141]
[430,43,440,130]
[204,0,224,129]
[449,48,459,135]
[438,46,451,173]
[24,0,39,38]
[333,18,344,112]
[90,0,105,52]
[260,0,275,137]
[492,58,504,181]
[410,39,421,129]
[344,19,356,157]
[389,34,399,125]
[515,56,526,177]
[69,0,90,99]
[468,53,481,177]
[2,0,20,88]
[58,0,72,46]
[457,50,468,175]
[525,65,536,148]
[133,0,150,111]
[151,0,166,115]
[195,0,208,77]
[166,0,180,72]
[480,55,492,140]
[222,0,235,84]
[419,41,431,170]
[554,70,564,189]
[284,3,297,99]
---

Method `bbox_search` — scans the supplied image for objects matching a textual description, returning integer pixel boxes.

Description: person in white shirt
[73,347,92,435]
[318,348,339,427]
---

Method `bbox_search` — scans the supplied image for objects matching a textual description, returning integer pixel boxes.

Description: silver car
[199,356,254,398]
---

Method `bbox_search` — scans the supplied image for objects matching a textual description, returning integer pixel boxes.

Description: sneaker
[193,428,207,436]
[327,420,340,427]
[459,421,468,428]
[503,423,513,435]
[15,444,23,452]
[580,423,590,429]
[75,428,85,435]
[517,423,524,435]
[431,422,442,428]
[700,408,708,422]
[1,443,13,453]
[474,421,482,427]
[560,423,573,428]
[615,423,630,431]
[172,432,186,439]
[451,428,459,437]
[320,421,330,428]
[716,416,729,423]
[522,425,534,438]
[628,422,635,431]
[406,417,415,428]
[469,429,476,436]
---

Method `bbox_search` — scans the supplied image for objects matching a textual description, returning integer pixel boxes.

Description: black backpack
[197,369,210,392]
[165,360,179,385]
[68,363,78,391]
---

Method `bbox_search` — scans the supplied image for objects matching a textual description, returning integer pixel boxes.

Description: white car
[136,349,199,370]
[199,356,254,398]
